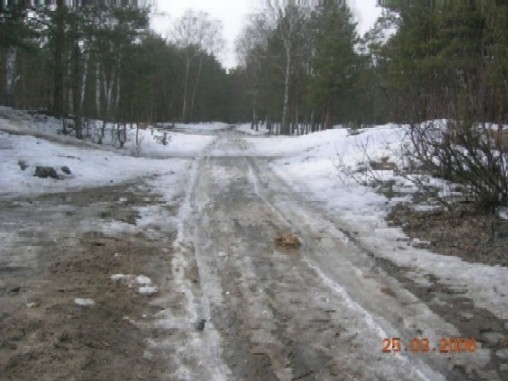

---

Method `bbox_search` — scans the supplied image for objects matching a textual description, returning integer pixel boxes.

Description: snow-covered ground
[248,125,408,211]
[0,130,191,196]
[0,108,219,197]
[235,123,269,136]
[173,122,230,132]
[247,126,508,321]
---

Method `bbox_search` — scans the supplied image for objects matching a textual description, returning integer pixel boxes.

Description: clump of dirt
[388,203,508,267]
[275,232,301,250]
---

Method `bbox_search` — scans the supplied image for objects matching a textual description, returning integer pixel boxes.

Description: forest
[1,0,508,134]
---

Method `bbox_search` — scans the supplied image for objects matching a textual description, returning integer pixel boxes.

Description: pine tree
[308,2,360,128]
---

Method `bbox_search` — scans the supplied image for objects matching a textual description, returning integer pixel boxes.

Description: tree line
[376,0,508,210]
[1,1,508,133]
[1,0,232,140]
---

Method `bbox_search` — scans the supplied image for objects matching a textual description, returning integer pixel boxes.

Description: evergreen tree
[308,2,361,128]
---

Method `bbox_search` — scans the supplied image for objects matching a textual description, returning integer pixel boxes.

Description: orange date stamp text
[383,337,478,354]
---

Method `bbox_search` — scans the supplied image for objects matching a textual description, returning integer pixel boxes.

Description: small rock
[196,319,207,331]
[26,302,39,308]
[7,286,21,295]
[499,364,508,372]
[18,160,28,171]
[61,166,71,175]
[34,166,59,179]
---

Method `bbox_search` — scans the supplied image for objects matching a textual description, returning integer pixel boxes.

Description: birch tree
[0,1,38,106]
[172,10,224,122]
[236,13,271,129]
[265,1,308,134]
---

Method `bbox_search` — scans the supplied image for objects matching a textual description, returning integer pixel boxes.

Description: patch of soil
[274,232,301,250]
[0,184,176,381]
[388,203,508,267]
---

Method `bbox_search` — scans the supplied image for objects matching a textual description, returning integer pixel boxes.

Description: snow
[111,274,128,282]
[138,286,158,295]
[136,275,153,285]
[111,274,158,295]
[134,129,216,157]
[173,122,230,132]
[74,298,95,307]
[235,123,269,136]
[248,125,508,321]
[0,131,177,197]
[0,109,216,198]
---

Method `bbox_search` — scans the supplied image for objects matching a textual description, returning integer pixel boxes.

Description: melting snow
[74,298,95,307]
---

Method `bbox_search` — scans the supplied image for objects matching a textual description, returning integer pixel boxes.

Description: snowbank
[250,125,508,320]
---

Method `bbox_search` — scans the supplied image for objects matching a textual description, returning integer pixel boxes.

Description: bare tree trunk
[52,0,65,117]
[114,70,120,115]
[190,56,204,121]
[4,47,18,106]
[80,52,88,111]
[72,42,83,139]
[117,122,126,148]
[103,67,114,115]
[181,57,191,122]
[281,47,291,135]
[294,106,299,135]
[95,62,101,117]
[99,120,106,144]
[251,94,258,131]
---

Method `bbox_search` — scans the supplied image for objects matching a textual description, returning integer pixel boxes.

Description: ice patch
[139,286,158,295]
[111,273,128,282]
[111,274,158,296]
[74,298,95,307]
[136,275,152,285]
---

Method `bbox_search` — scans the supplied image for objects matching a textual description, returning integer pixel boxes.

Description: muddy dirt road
[1,130,506,380]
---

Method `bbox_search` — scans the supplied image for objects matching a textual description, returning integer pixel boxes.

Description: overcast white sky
[151,0,383,68]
